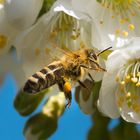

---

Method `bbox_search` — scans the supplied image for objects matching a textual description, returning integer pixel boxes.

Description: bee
[23,47,111,107]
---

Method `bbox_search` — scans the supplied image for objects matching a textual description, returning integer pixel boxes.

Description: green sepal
[14,89,49,116]
[24,92,65,140]
[24,113,57,140]
[75,80,102,114]
[38,0,56,17]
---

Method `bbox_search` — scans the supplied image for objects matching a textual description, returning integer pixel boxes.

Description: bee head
[87,49,98,62]
[86,47,112,71]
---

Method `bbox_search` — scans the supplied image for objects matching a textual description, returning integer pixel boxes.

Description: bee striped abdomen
[23,62,65,94]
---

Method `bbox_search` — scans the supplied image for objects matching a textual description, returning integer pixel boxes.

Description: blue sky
[0,75,92,140]
[0,74,139,140]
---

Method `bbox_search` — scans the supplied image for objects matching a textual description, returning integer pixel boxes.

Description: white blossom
[98,38,140,123]
[0,0,43,85]
[0,0,43,55]
[71,0,140,49]
[14,0,98,86]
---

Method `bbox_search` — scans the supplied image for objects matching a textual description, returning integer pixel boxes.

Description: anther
[122,31,128,37]
[128,24,135,30]
[131,77,138,83]
[120,81,125,85]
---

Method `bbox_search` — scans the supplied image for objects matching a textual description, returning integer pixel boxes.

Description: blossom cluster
[0,0,140,123]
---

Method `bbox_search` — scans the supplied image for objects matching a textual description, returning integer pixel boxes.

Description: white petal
[86,1,140,49]
[15,14,53,78]
[106,39,140,74]
[53,0,91,21]
[0,7,20,55]
[98,73,120,118]
[4,0,43,30]
[0,53,25,87]
[118,103,140,124]
[14,0,94,78]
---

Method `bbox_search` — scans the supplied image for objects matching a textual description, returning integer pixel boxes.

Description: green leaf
[14,89,49,116]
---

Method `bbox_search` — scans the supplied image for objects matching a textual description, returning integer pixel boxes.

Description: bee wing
[15,15,85,83]
[16,32,78,82]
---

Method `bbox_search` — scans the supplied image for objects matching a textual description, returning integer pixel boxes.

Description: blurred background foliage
[4,0,140,140]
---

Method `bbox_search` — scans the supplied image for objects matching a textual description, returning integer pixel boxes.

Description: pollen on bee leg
[0,34,7,49]
[63,82,71,93]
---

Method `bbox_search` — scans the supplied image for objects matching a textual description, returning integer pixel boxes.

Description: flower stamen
[97,0,140,38]
[116,59,140,112]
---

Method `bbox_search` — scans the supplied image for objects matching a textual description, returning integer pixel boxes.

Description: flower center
[116,59,140,112]
[34,12,91,57]
[97,0,140,38]
[49,12,85,49]
[100,0,137,10]
[0,35,8,49]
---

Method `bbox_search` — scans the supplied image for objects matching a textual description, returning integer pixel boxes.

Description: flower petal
[0,7,20,54]
[4,0,43,30]
[98,73,120,118]
[84,0,140,49]
[118,102,140,123]
[14,0,94,79]
[0,53,25,87]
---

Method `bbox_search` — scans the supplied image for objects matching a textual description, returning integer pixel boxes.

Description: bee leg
[88,73,94,82]
[64,91,72,108]
[78,80,90,92]
[58,79,72,108]
[80,64,92,69]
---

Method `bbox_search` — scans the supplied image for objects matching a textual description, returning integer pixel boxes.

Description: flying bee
[23,47,112,107]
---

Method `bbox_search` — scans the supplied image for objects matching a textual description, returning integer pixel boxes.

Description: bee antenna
[97,46,112,56]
